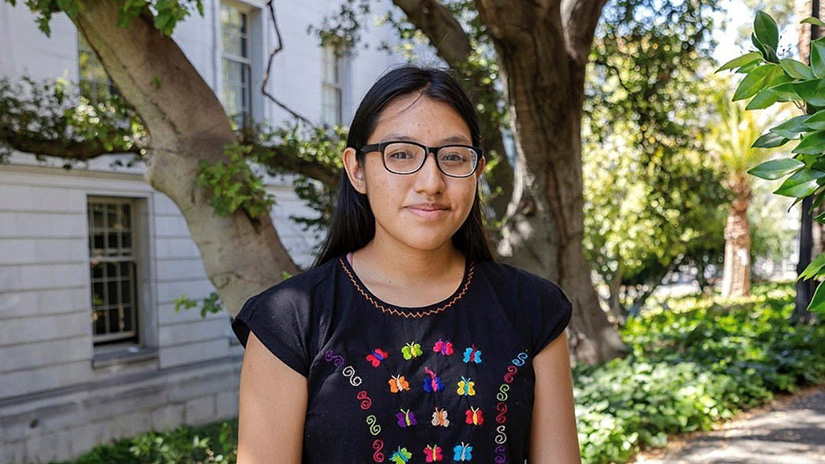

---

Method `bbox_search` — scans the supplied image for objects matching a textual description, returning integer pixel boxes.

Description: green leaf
[773,168,825,197]
[746,88,779,109]
[780,59,815,80]
[803,110,825,131]
[802,17,825,28]
[800,253,825,280]
[793,79,825,106]
[733,64,778,101]
[752,132,790,148]
[812,38,825,78]
[768,82,801,101]
[752,32,778,63]
[716,52,763,73]
[754,11,780,52]
[806,279,825,315]
[815,210,825,224]
[770,115,811,139]
[748,158,804,180]
[792,131,825,154]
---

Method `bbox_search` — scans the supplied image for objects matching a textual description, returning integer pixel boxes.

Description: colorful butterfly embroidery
[366,348,389,368]
[431,407,450,427]
[433,339,454,355]
[465,407,484,425]
[453,442,473,461]
[389,374,410,393]
[456,376,476,396]
[390,446,413,464]
[402,342,423,360]
[423,444,443,462]
[422,366,444,393]
[463,345,482,364]
[396,408,417,427]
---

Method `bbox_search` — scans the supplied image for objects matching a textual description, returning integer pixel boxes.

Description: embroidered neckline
[339,255,475,318]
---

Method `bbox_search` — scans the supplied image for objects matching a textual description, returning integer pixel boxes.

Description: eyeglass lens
[383,142,478,177]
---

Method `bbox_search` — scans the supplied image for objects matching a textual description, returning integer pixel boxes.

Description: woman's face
[343,93,485,252]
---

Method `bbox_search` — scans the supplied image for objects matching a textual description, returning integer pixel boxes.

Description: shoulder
[243,256,340,313]
[475,259,567,301]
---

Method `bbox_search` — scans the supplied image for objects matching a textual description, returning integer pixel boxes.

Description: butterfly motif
[465,407,484,425]
[390,446,413,464]
[453,442,473,461]
[431,407,450,427]
[423,444,443,462]
[402,342,423,360]
[433,339,454,355]
[422,366,444,393]
[463,345,482,364]
[366,348,389,368]
[389,374,410,393]
[456,376,476,396]
[396,408,417,427]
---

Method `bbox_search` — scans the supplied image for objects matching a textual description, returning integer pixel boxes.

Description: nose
[413,150,446,194]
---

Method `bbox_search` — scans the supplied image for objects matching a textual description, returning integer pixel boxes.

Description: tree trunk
[475,0,624,363]
[72,1,299,315]
[721,178,751,298]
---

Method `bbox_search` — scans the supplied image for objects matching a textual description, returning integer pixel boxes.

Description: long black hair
[312,65,495,268]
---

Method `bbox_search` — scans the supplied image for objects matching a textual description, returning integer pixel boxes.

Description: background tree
[707,91,788,297]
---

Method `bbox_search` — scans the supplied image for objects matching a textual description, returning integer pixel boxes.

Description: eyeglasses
[360,140,484,178]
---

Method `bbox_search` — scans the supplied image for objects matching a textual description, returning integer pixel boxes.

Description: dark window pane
[93,309,106,335]
[123,306,133,332]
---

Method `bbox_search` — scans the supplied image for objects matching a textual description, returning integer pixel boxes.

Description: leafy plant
[717,11,825,315]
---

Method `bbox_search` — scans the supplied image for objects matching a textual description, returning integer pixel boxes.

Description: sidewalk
[631,383,825,464]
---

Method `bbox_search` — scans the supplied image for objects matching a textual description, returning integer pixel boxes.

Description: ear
[342,147,367,194]
[475,156,487,181]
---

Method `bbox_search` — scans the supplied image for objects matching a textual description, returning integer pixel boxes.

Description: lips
[405,203,450,219]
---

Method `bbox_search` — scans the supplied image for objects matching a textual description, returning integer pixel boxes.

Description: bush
[50,419,237,464]
[575,282,825,463]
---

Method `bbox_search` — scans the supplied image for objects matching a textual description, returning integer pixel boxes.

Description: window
[221,3,253,128]
[88,199,139,345]
[78,34,118,105]
[321,45,344,127]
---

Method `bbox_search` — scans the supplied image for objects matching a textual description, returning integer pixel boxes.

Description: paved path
[632,384,825,464]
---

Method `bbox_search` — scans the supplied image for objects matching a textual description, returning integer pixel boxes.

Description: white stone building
[0,1,403,462]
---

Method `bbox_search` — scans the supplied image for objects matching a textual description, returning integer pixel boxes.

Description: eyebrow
[379,133,472,145]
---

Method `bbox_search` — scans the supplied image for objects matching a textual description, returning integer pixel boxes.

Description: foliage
[195,143,275,220]
[7,0,205,37]
[49,419,238,464]
[0,76,144,164]
[575,282,825,463]
[718,11,825,316]
[583,0,730,311]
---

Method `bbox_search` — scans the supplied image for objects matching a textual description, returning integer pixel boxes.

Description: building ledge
[92,346,158,369]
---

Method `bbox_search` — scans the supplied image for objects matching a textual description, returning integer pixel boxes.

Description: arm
[237,331,308,464]
[529,331,581,463]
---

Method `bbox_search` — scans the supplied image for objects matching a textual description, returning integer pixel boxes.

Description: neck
[355,235,464,288]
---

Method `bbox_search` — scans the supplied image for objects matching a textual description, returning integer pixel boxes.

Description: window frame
[220,2,254,128]
[87,197,140,347]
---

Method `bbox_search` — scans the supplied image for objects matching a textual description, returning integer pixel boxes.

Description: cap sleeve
[520,273,573,355]
[231,286,312,378]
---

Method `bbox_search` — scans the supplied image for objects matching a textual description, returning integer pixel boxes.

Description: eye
[387,149,415,160]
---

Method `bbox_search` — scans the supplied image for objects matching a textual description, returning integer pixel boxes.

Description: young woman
[232,66,580,463]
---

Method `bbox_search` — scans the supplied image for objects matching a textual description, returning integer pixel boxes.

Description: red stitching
[339,257,475,318]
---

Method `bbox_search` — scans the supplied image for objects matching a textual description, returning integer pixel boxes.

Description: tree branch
[262,0,313,125]
[247,141,339,188]
[0,130,141,159]
[561,0,609,66]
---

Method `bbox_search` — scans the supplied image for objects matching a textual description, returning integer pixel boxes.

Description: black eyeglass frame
[360,140,485,178]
